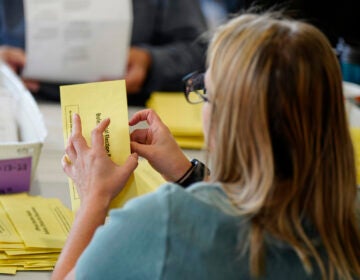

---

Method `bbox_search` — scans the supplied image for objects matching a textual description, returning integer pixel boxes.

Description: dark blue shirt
[0,0,25,48]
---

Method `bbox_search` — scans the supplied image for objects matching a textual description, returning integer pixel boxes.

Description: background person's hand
[129,109,192,182]
[125,47,152,94]
[22,78,40,93]
[0,45,26,72]
[0,46,40,93]
[62,113,138,207]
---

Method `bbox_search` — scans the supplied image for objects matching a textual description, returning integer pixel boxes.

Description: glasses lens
[187,89,206,103]
[183,72,206,104]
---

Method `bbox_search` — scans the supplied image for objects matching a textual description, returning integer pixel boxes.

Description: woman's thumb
[124,153,138,172]
[130,141,148,158]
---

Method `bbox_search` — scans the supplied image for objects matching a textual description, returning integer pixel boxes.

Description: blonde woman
[53,12,360,280]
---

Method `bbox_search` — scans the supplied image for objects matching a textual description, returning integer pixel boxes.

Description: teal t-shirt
[75,183,329,279]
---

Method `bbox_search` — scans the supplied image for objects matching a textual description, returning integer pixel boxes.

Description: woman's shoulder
[114,182,229,211]
[106,182,242,230]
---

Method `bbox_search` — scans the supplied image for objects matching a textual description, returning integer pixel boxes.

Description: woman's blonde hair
[206,12,360,279]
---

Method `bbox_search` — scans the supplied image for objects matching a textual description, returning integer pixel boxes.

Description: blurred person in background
[0,0,208,105]
[0,45,39,91]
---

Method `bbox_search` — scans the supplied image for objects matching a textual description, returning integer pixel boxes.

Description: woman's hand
[129,109,192,182]
[62,113,138,208]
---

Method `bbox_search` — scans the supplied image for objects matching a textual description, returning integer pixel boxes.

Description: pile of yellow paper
[0,193,73,275]
[350,128,360,185]
[147,92,204,149]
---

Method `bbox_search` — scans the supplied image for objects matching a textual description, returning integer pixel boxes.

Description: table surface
[3,100,205,279]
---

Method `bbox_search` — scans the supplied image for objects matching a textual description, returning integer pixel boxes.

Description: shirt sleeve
[75,184,176,280]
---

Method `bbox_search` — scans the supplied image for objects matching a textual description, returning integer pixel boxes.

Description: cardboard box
[0,61,47,194]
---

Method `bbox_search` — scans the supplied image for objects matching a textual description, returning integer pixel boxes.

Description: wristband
[176,159,210,188]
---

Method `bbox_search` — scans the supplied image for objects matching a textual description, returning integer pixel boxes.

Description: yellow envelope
[135,159,166,194]
[0,266,17,275]
[0,243,24,249]
[146,92,204,137]
[4,248,60,256]
[174,136,205,150]
[0,205,23,244]
[60,81,164,212]
[60,80,138,212]
[0,193,73,249]
[0,252,58,259]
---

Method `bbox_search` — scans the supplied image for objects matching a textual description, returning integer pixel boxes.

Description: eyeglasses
[182,71,209,104]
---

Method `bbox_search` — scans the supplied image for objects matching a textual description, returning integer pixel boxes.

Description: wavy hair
[206,12,360,279]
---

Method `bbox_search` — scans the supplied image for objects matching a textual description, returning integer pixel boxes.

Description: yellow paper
[135,159,166,194]
[60,80,137,212]
[60,80,164,212]
[350,128,360,185]
[175,136,205,150]
[0,259,56,268]
[4,248,60,256]
[0,252,58,259]
[146,92,204,138]
[0,266,17,274]
[21,266,55,271]
[0,206,23,244]
[0,194,71,274]
[0,243,24,249]
[0,193,73,249]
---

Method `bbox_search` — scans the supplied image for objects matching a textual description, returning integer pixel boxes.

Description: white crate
[0,61,47,193]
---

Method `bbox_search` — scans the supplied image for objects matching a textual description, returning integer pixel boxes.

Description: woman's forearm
[51,201,109,280]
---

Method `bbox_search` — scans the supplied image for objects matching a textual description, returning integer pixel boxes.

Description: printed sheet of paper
[60,80,163,213]
[0,205,23,244]
[0,193,71,274]
[0,193,73,249]
[22,0,132,83]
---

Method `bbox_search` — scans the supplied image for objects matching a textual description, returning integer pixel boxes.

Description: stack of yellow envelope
[147,92,204,149]
[0,193,73,275]
[350,128,360,185]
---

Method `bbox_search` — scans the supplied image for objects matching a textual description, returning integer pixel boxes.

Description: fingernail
[131,153,138,160]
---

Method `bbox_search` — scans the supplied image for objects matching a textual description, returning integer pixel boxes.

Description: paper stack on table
[0,193,73,275]
[146,92,205,149]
